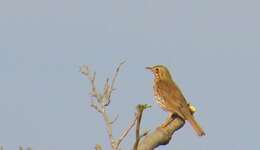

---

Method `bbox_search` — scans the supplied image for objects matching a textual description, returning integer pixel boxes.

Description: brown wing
[157,80,206,136]
[157,80,191,119]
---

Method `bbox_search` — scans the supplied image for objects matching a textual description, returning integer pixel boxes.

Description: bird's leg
[160,113,174,128]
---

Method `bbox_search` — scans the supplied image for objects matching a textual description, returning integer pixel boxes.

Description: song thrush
[146,65,205,136]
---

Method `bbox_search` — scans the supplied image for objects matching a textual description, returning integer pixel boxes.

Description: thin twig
[104,61,126,106]
[109,114,119,124]
[133,104,150,150]
[81,65,115,149]
[81,63,126,150]
[116,116,137,148]
[110,61,126,92]
[133,112,142,150]
[80,66,99,99]
[102,78,110,104]
[90,100,103,113]
[102,110,113,142]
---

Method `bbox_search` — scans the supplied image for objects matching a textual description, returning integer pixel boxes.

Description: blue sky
[0,0,260,149]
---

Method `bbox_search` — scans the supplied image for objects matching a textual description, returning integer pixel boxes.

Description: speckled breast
[153,84,168,111]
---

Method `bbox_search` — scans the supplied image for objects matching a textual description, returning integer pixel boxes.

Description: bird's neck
[154,78,174,84]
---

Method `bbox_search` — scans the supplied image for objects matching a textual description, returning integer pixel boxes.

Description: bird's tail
[188,116,206,136]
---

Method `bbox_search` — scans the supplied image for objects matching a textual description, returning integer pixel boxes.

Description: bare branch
[116,116,137,148]
[81,65,116,149]
[136,104,197,150]
[80,66,99,99]
[111,61,126,92]
[109,114,119,124]
[133,111,143,150]
[90,100,103,113]
[104,61,126,106]
[102,78,110,104]
[133,104,151,150]
[102,110,113,142]
[136,116,184,150]
[81,63,126,150]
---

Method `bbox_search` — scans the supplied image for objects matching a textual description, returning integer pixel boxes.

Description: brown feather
[150,65,206,136]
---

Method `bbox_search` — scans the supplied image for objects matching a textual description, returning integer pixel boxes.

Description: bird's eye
[155,68,159,73]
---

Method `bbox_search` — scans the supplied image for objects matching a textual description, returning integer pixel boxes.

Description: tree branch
[133,104,151,150]
[80,63,125,150]
[136,104,197,150]
[137,116,184,150]
[116,116,137,149]
[81,62,138,150]
[104,61,126,106]
[102,110,114,145]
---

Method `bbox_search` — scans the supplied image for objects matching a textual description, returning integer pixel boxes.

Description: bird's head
[146,65,173,81]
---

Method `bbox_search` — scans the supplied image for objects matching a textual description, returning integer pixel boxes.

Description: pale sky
[0,0,260,150]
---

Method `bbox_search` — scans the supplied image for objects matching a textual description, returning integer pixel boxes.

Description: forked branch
[81,61,137,150]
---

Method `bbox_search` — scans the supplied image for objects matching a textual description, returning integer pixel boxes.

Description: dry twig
[81,61,137,150]
[117,117,137,147]
[104,61,126,106]
[133,104,151,150]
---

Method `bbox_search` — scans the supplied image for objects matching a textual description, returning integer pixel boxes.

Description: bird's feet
[160,121,171,128]
[160,114,174,128]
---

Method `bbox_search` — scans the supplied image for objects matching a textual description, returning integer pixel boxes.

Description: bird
[146,65,205,136]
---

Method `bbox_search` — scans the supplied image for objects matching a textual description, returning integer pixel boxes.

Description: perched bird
[146,65,205,136]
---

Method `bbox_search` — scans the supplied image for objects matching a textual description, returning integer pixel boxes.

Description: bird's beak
[145,66,153,71]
